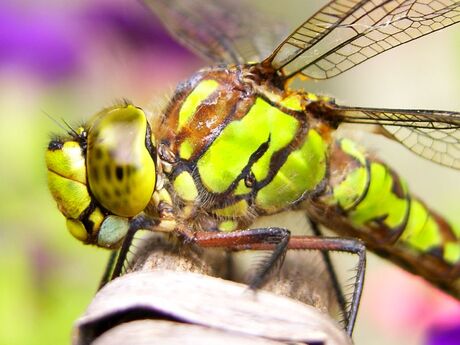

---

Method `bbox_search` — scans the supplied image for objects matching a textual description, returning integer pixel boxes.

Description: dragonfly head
[46,104,157,249]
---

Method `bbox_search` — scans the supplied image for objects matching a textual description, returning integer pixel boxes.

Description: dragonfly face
[46,104,157,248]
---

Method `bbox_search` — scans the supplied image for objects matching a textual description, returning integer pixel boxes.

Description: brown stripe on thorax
[160,66,256,162]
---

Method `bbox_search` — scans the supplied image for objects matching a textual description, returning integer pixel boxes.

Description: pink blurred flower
[364,265,460,340]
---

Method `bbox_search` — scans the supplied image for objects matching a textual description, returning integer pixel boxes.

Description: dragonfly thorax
[156,65,333,232]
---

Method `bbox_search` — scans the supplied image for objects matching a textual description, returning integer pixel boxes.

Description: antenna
[61,118,79,137]
[42,109,79,137]
[43,110,67,132]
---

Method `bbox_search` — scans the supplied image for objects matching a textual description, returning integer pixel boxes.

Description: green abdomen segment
[315,138,460,291]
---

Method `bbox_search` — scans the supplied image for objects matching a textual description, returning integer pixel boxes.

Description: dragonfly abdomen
[309,138,460,296]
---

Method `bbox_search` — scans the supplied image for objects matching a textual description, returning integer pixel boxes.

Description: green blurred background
[0,1,459,344]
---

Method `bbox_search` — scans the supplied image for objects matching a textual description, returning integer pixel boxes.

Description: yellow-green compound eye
[87,104,156,217]
[46,141,91,219]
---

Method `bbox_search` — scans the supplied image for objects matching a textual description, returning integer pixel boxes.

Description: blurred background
[0,0,459,344]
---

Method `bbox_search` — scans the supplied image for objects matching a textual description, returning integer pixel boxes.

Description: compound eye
[87,105,156,217]
[46,141,91,220]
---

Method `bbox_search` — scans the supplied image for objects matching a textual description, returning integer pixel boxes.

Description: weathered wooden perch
[72,234,351,345]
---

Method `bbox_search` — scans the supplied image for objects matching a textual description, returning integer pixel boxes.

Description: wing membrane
[143,0,287,64]
[319,103,460,168]
[267,0,460,80]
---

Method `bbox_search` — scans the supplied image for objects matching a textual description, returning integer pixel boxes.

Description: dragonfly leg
[98,250,118,289]
[287,236,366,336]
[105,224,289,289]
[306,217,348,328]
[185,227,291,290]
[109,215,157,283]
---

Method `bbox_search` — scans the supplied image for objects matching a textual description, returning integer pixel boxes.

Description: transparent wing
[266,0,460,80]
[310,102,460,168]
[143,0,287,64]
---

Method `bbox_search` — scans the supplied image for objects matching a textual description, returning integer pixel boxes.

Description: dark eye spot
[90,166,99,182]
[95,147,103,160]
[115,166,123,181]
[105,164,111,180]
[102,188,110,200]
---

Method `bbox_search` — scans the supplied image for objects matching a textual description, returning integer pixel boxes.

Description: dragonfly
[45,0,460,336]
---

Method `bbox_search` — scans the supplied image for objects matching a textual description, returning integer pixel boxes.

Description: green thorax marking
[255,129,327,212]
[197,97,300,193]
[178,79,219,131]
[170,75,329,217]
